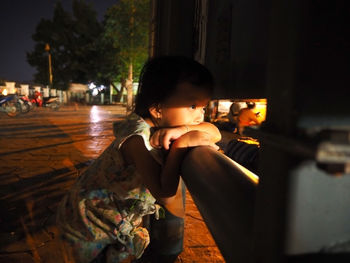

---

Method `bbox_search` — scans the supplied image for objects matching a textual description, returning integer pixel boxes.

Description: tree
[93,36,122,100]
[26,0,104,90]
[27,2,73,89]
[103,0,150,110]
[69,0,104,84]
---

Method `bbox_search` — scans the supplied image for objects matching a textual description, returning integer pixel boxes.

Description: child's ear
[149,105,162,119]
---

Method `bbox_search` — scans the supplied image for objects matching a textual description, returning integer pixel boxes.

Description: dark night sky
[0,0,117,83]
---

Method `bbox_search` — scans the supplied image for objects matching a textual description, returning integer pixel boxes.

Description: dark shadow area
[0,160,92,252]
[0,110,115,257]
[0,139,92,157]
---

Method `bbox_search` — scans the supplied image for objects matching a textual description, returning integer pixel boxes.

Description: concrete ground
[0,105,224,263]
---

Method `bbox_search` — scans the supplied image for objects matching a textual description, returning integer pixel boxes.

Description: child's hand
[172,130,219,151]
[150,126,187,150]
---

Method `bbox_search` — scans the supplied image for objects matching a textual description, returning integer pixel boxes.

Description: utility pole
[45,43,53,93]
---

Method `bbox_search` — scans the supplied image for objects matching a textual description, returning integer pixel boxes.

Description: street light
[45,43,53,89]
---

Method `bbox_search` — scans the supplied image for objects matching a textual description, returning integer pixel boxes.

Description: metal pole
[45,43,53,93]
[48,53,53,86]
[181,146,258,263]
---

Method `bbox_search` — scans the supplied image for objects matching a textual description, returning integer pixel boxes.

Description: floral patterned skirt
[57,188,158,263]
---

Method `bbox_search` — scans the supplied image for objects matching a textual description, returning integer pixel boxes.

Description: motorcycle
[31,91,60,111]
[43,96,61,111]
[18,95,34,113]
[0,95,20,117]
[30,91,43,107]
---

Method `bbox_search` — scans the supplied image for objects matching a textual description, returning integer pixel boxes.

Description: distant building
[68,83,89,104]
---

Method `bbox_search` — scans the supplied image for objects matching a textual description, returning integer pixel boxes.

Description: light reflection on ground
[89,105,101,123]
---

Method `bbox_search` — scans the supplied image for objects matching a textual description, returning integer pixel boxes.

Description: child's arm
[121,131,218,199]
[150,122,221,150]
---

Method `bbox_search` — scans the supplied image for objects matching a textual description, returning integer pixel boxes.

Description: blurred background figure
[237,102,261,135]
[227,102,241,130]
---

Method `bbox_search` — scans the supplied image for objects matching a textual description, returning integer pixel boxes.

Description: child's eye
[190,104,197,109]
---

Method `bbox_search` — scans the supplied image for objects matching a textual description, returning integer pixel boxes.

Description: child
[56,55,221,263]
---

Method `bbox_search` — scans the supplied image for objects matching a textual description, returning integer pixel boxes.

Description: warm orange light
[231,158,259,184]
[211,98,267,124]
[45,43,50,52]
[249,98,267,123]
[221,152,259,184]
[237,138,260,146]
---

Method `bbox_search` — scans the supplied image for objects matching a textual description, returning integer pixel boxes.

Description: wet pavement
[0,105,224,263]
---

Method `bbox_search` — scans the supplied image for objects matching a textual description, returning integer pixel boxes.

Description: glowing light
[90,105,101,123]
[92,88,98,96]
[226,155,259,184]
[218,100,233,113]
[2,89,8,96]
[235,161,259,184]
[89,82,106,96]
[237,138,260,146]
[98,85,106,91]
[88,83,96,89]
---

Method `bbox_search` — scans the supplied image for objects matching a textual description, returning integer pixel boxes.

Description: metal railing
[181,146,258,263]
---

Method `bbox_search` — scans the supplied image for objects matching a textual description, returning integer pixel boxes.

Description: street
[0,105,224,263]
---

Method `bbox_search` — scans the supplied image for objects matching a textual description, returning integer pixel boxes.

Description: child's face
[158,82,211,127]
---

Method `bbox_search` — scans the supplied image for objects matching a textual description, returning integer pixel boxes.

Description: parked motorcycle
[43,96,61,110]
[31,90,60,111]
[18,95,34,113]
[30,91,43,107]
[0,95,20,117]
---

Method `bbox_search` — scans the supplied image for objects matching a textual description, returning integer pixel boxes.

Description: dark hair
[246,102,256,109]
[134,55,214,118]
